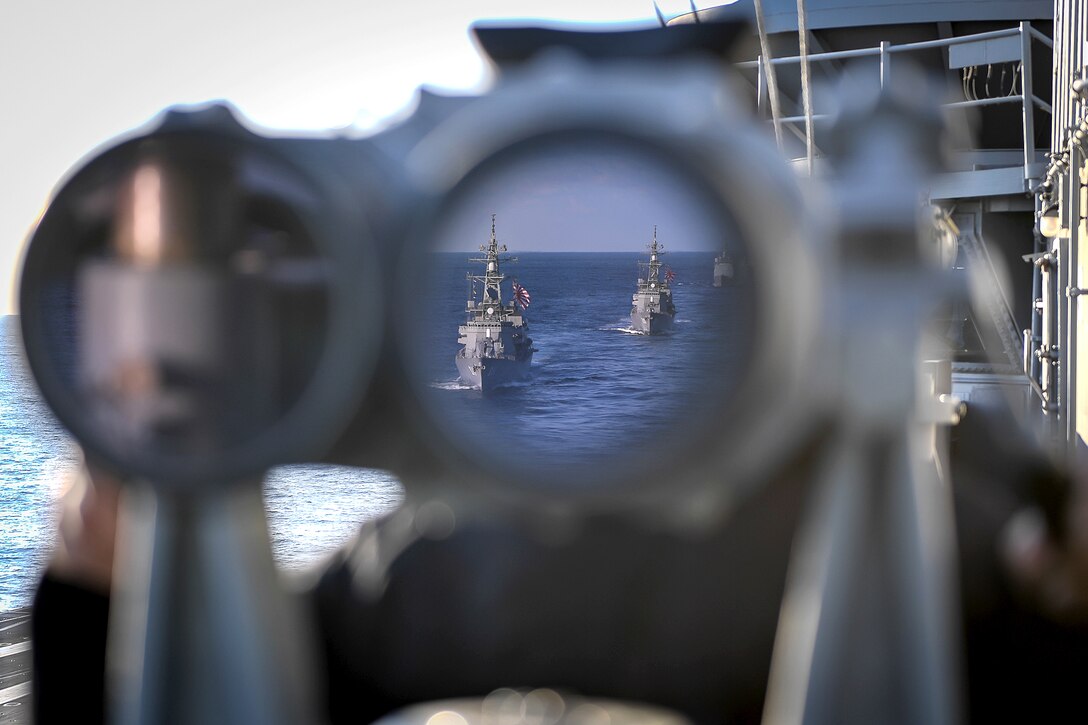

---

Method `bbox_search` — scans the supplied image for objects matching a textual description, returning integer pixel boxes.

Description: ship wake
[599,322,647,335]
[431,380,475,391]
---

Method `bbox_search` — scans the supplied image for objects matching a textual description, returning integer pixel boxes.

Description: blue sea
[0,252,749,608]
[418,252,753,482]
[0,315,403,612]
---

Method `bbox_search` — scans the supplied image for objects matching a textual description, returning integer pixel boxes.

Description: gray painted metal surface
[732,20,1053,200]
[0,609,31,724]
[762,80,960,725]
[948,34,1023,68]
[713,254,735,287]
[675,1,1051,33]
[110,485,321,725]
[929,167,1036,200]
[1024,0,1086,445]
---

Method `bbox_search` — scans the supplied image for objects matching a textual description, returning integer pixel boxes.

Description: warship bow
[630,226,677,334]
[455,215,536,391]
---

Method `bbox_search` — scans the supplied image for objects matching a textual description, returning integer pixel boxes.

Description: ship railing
[736,22,1053,191]
[464,310,518,323]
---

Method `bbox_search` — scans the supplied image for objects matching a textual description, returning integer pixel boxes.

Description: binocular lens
[21,134,341,483]
[409,138,754,488]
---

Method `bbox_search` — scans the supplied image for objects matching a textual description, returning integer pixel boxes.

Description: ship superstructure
[713,253,734,287]
[630,226,677,335]
[455,215,535,391]
[673,0,1055,435]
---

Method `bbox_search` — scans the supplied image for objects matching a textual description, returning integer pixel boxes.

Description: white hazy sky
[0,1,734,315]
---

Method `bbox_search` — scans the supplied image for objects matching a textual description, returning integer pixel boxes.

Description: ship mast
[638,225,665,289]
[648,225,662,283]
[468,214,518,309]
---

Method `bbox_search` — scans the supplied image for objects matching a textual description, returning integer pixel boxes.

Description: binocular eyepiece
[20,112,388,489]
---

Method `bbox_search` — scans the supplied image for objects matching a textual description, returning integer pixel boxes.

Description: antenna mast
[468,214,517,306]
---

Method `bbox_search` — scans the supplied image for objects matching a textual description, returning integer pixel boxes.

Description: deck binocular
[18,19,834,519]
[19,16,966,725]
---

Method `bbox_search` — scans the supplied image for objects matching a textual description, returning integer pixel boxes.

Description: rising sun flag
[512,281,531,310]
[664,267,677,284]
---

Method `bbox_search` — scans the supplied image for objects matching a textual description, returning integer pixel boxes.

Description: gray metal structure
[710,0,1051,35]
[629,227,677,334]
[713,253,735,286]
[455,215,536,391]
[1032,0,1088,458]
[675,0,1054,426]
[671,3,1067,725]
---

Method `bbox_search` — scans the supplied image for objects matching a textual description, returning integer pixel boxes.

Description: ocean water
[0,317,73,613]
[418,252,753,483]
[0,252,750,608]
[0,315,403,612]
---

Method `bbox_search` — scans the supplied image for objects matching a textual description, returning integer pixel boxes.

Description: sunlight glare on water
[0,315,403,610]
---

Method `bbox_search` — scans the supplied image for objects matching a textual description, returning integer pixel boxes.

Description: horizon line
[434,249,716,253]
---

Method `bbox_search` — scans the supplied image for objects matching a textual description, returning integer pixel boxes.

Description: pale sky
[0,1,734,315]
[436,144,728,253]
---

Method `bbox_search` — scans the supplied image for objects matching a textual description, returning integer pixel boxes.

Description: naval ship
[455,215,536,391]
[713,253,734,287]
[630,226,677,335]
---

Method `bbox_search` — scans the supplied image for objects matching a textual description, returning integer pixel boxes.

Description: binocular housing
[18,15,977,725]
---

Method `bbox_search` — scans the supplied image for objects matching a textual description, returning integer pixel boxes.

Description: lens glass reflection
[26,137,330,467]
[413,139,754,485]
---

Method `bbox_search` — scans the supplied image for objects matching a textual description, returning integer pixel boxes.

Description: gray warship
[455,215,536,391]
[713,253,734,287]
[630,226,676,334]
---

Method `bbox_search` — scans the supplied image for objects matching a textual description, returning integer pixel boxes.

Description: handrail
[736,21,1053,187]
[1028,24,1054,49]
[780,93,1051,122]
[737,47,877,68]
[886,27,1020,54]
[753,0,786,152]
[944,95,1026,110]
[797,0,815,175]
[736,26,1026,70]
